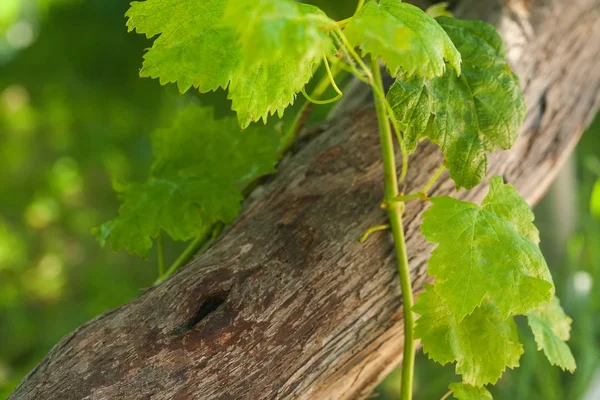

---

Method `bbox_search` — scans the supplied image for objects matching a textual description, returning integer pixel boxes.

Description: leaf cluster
[94,106,280,256]
[415,177,576,393]
[126,0,336,128]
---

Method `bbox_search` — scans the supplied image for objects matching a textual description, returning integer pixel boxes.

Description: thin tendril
[359,224,390,243]
[323,55,342,97]
[327,54,369,84]
[300,56,343,105]
[301,87,341,105]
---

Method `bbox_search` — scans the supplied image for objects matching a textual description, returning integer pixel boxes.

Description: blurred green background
[0,0,598,399]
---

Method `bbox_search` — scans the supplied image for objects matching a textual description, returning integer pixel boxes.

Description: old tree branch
[11,0,600,399]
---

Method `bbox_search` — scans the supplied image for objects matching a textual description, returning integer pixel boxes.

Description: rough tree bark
[10,0,600,399]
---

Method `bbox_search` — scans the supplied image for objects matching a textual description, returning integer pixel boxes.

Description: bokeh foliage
[0,0,171,395]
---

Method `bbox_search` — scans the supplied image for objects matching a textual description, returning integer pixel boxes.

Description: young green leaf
[414,286,523,386]
[344,0,460,78]
[449,382,493,400]
[421,177,554,321]
[126,0,334,128]
[94,106,280,256]
[387,17,526,189]
[223,0,335,127]
[126,0,239,94]
[224,0,334,67]
[228,58,320,129]
[527,297,577,372]
[385,73,433,154]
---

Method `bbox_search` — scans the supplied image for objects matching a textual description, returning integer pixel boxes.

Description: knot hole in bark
[175,292,229,334]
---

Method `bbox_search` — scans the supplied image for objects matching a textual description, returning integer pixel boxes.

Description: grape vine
[98,0,576,398]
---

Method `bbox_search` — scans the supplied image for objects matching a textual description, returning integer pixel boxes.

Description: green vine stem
[157,231,165,277]
[333,26,409,182]
[371,56,415,400]
[154,223,224,285]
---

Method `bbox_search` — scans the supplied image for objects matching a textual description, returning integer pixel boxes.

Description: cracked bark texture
[10,0,600,399]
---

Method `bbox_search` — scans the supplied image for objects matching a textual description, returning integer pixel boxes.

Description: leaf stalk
[157,231,165,277]
[155,223,223,285]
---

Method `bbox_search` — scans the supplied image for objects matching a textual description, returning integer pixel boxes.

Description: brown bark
[10,0,600,399]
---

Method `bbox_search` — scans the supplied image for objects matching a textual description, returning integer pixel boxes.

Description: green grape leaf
[223,0,334,127]
[94,106,280,256]
[224,0,333,66]
[414,286,523,386]
[344,0,461,78]
[421,176,554,321]
[386,73,433,154]
[527,297,577,372]
[228,58,319,129]
[126,0,239,94]
[449,382,493,400]
[126,0,333,128]
[387,17,526,189]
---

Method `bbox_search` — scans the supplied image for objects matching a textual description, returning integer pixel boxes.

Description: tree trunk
[10,0,600,399]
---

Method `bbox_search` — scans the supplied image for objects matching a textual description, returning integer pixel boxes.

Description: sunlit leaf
[527,297,577,372]
[126,0,238,94]
[414,286,523,386]
[126,0,335,128]
[387,17,525,189]
[344,0,460,78]
[421,177,554,321]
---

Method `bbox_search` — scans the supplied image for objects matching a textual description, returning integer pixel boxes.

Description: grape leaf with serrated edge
[126,0,335,128]
[414,286,524,386]
[126,0,238,94]
[223,0,335,127]
[344,0,461,78]
[449,382,493,400]
[229,58,321,129]
[387,17,526,189]
[421,176,554,322]
[527,296,576,372]
[94,106,280,256]
[224,0,333,67]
